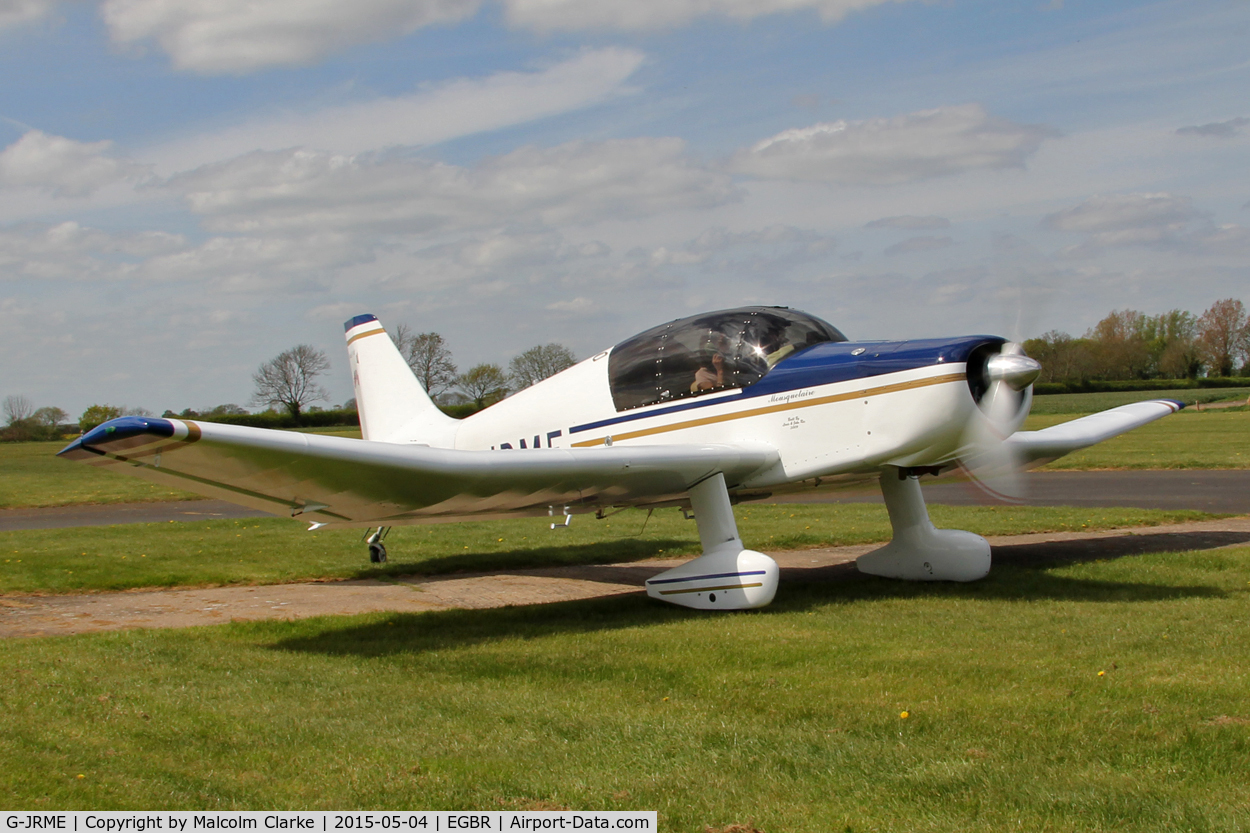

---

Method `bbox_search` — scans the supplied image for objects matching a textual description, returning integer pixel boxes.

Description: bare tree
[508,343,576,389]
[392,325,458,399]
[457,364,510,409]
[251,344,330,419]
[1197,298,1250,377]
[3,395,33,426]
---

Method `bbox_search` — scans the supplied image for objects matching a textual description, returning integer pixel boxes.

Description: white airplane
[60,306,1184,611]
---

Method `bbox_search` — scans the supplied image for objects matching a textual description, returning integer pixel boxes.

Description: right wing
[1006,399,1185,468]
[58,417,778,528]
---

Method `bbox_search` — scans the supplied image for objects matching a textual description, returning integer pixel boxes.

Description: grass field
[1025,410,1250,470]
[1,504,1217,595]
[2,542,1247,829]
[1029,387,1250,414]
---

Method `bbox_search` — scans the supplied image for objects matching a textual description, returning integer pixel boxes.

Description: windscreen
[607,307,846,411]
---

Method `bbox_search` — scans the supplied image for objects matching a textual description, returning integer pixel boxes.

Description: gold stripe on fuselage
[570,371,967,448]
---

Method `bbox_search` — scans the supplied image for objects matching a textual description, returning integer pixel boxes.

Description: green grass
[1027,410,1250,470]
[1030,387,1250,414]
[0,504,1218,595]
[0,440,201,508]
[1,542,1247,829]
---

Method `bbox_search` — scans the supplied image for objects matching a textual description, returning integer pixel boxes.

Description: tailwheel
[365,527,390,563]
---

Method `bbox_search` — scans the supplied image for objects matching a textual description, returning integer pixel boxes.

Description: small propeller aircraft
[60,306,1183,610]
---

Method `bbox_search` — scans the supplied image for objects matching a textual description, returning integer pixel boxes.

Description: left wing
[58,417,779,527]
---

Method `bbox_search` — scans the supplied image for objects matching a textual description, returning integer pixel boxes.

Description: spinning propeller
[959,341,1042,501]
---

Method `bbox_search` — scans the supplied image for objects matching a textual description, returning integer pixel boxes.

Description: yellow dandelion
[900,711,909,719]
[1098,670,1105,677]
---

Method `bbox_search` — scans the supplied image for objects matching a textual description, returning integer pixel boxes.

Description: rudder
[344,314,458,446]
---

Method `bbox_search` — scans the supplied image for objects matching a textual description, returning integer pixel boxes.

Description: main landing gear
[644,473,780,611]
[855,467,990,581]
[366,526,390,563]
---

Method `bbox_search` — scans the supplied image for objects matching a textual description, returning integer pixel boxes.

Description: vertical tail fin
[344,314,458,446]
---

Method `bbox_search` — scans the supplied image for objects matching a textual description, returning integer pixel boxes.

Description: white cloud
[0,221,184,281]
[0,0,55,30]
[865,215,950,230]
[882,235,953,255]
[148,48,645,172]
[0,130,149,197]
[1043,192,1198,250]
[102,0,481,74]
[167,137,738,235]
[503,0,913,32]
[644,224,834,266]
[729,104,1055,185]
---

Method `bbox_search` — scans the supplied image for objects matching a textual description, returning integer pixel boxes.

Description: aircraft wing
[1006,399,1185,468]
[57,417,779,528]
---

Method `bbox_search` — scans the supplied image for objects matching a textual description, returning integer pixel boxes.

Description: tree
[508,343,576,389]
[32,406,68,433]
[393,325,458,399]
[1196,298,1250,377]
[251,344,330,420]
[1022,331,1094,383]
[1084,310,1151,380]
[457,364,510,409]
[80,404,122,432]
[1146,309,1202,379]
[3,395,33,426]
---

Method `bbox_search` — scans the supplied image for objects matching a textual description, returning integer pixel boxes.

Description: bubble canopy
[607,306,847,412]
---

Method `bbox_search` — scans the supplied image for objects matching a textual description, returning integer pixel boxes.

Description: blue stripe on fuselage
[568,335,1002,435]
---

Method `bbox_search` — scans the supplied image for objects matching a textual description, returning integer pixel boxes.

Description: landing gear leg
[366,526,390,563]
[856,467,990,581]
[644,473,779,610]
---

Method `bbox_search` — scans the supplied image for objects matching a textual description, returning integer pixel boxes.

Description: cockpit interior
[607,306,847,411]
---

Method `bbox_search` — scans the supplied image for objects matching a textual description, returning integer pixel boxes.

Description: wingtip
[59,416,177,458]
[1160,398,1187,411]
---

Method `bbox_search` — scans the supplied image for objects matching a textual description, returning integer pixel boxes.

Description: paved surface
[4,470,1250,532]
[3,516,1248,639]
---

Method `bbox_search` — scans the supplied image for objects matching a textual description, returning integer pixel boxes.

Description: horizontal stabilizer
[1007,399,1184,467]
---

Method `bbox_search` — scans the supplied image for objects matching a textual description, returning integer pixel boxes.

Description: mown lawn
[0,504,1219,595]
[1029,388,1249,414]
[1026,410,1250,470]
[2,542,1247,830]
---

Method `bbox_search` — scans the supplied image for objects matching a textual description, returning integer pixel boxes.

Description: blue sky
[1,0,1247,416]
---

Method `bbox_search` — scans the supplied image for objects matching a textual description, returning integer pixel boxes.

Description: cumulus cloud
[102,0,481,74]
[166,138,738,235]
[0,221,184,281]
[151,48,645,170]
[0,130,149,197]
[0,0,55,30]
[1043,192,1198,251]
[882,235,953,256]
[729,104,1055,185]
[503,0,914,32]
[644,224,834,267]
[1176,117,1248,138]
[865,214,950,230]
